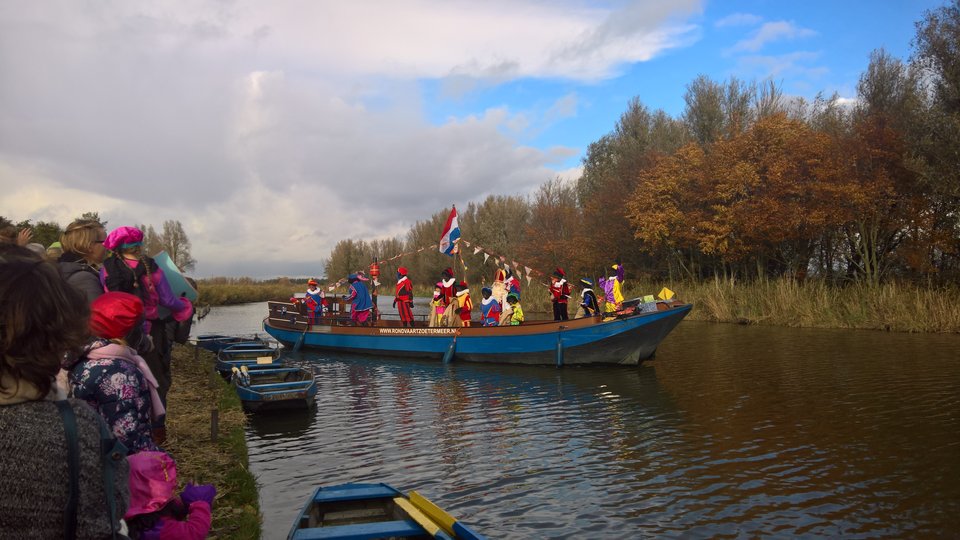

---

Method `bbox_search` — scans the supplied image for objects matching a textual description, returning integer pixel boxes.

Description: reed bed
[673,278,960,333]
[199,276,960,333]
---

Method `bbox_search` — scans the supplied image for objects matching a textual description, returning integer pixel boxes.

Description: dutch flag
[438,205,460,256]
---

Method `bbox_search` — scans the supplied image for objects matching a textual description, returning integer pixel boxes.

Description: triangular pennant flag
[525,274,532,285]
[512,260,519,270]
[474,246,482,255]
[524,266,532,276]
[483,253,489,263]
[463,240,471,247]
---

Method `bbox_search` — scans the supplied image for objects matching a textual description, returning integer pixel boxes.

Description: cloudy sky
[0,0,942,277]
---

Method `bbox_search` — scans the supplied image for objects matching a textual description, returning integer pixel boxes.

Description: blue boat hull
[264,303,691,366]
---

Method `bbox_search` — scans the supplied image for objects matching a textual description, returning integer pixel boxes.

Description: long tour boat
[262,296,691,366]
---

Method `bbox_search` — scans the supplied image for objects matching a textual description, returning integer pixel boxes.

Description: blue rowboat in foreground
[231,365,317,412]
[288,482,485,540]
[263,299,691,366]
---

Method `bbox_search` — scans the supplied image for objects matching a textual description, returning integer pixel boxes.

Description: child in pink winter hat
[125,451,216,540]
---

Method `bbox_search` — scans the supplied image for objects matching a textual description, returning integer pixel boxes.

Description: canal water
[192,303,960,539]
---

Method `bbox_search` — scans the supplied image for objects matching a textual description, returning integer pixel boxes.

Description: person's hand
[181,483,217,507]
[392,300,397,308]
[16,228,32,246]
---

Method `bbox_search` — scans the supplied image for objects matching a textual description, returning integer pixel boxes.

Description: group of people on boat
[1,223,216,538]
[305,258,628,328]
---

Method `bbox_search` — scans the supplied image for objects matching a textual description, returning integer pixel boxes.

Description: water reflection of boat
[264,300,691,366]
[247,405,316,439]
[287,482,485,540]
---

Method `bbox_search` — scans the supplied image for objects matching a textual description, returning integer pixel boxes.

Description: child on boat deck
[480,287,501,327]
[125,451,215,540]
[456,281,473,327]
[429,285,445,327]
[507,293,524,325]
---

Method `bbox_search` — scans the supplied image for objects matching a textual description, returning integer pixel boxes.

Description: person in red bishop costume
[549,267,571,321]
[393,267,414,327]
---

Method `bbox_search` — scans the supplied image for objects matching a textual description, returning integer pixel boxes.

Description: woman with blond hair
[58,218,108,303]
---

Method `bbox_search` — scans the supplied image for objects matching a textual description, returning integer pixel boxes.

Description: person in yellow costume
[506,293,524,325]
[610,258,625,308]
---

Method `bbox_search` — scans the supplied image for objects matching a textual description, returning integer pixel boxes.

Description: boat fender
[293,330,307,352]
[442,333,458,364]
[555,331,564,368]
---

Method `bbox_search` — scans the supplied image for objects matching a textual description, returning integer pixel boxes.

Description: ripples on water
[194,305,960,538]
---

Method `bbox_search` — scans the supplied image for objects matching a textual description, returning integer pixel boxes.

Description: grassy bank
[197,278,303,306]
[670,278,960,333]
[166,344,261,539]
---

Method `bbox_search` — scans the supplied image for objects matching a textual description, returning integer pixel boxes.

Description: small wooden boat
[288,482,485,540]
[264,297,691,366]
[215,342,282,377]
[196,334,267,353]
[231,365,317,412]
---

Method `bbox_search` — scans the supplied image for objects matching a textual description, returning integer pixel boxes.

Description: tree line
[325,1,960,289]
[0,213,197,271]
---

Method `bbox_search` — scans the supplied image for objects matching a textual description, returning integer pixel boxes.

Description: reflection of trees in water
[432,378,473,469]
[394,373,416,450]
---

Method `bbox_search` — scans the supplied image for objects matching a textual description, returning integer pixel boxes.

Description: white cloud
[0,0,704,277]
[728,21,816,54]
[714,13,763,28]
[733,51,827,80]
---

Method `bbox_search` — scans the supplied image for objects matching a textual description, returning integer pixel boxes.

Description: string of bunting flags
[327,237,546,291]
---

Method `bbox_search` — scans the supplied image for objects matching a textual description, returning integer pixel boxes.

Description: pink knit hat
[103,226,144,251]
[124,451,178,519]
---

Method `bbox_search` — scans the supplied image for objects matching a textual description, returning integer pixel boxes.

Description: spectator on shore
[125,450,215,540]
[46,240,63,262]
[101,226,192,406]
[65,292,166,452]
[0,244,129,537]
[58,218,108,304]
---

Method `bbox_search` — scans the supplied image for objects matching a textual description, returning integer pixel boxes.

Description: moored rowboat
[231,365,317,412]
[196,334,267,353]
[288,482,485,540]
[215,342,282,376]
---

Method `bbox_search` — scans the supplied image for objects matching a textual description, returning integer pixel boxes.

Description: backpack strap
[98,416,128,539]
[56,400,80,540]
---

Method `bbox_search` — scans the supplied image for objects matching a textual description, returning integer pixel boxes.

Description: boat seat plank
[291,519,423,540]
[393,497,455,540]
[313,485,401,504]
[407,491,456,535]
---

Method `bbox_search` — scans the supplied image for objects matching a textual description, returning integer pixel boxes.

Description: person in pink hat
[100,226,192,405]
[125,451,215,539]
